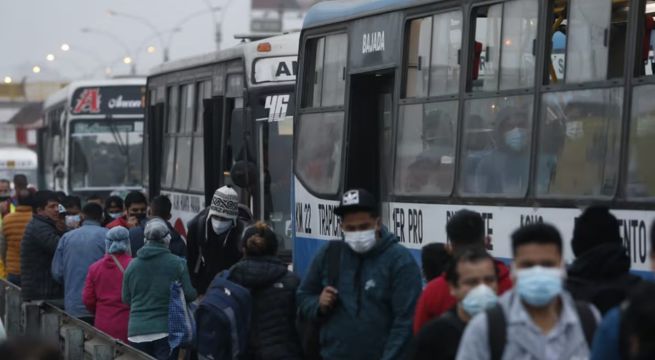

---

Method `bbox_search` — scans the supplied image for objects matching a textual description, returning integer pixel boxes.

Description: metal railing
[0,279,154,360]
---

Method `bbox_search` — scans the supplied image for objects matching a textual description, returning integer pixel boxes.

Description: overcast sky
[0,0,254,82]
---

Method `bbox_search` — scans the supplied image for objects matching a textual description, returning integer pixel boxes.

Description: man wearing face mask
[456,223,599,360]
[103,196,124,226]
[474,108,531,195]
[297,188,422,360]
[106,192,147,229]
[51,203,107,322]
[63,196,82,229]
[410,248,499,360]
[129,195,186,258]
[186,186,248,294]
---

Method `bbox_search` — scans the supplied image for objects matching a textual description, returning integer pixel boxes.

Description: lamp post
[203,0,236,50]
[107,9,169,62]
[80,27,136,75]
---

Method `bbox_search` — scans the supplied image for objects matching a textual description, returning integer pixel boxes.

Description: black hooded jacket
[228,256,302,360]
[566,242,642,314]
[186,207,250,294]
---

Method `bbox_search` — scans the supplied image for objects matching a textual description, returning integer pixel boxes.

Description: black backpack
[486,300,597,360]
[296,241,342,360]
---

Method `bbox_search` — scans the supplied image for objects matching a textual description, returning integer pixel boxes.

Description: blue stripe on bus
[293,237,655,281]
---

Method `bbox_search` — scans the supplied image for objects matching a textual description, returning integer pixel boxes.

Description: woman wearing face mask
[186,186,251,295]
[410,248,499,360]
[473,107,531,195]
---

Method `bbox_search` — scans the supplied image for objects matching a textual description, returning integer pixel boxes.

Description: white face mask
[343,229,377,253]
[211,218,233,235]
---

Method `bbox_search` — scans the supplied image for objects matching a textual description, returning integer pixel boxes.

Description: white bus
[292,0,655,276]
[40,79,146,198]
[0,146,38,187]
[146,33,298,258]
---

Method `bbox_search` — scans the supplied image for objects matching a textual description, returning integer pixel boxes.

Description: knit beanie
[208,186,239,221]
[572,205,622,257]
[144,218,171,246]
[105,226,131,255]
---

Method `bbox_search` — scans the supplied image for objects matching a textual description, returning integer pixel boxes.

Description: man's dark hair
[55,191,67,204]
[124,191,147,209]
[445,247,496,286]
[623,282,655,358]
[151,195,172,218]
[87,194,103,203]
[572,205,621,257]
[421,243,451,282]
[63,195,82,210]
[0,336,62,360]
[105,195,124,210]
[13,174,28,189]
[82,203,103,222]
[17,189,34,207]
[446,209,485,251]
[511,223,563,256]
[33,190,59,212]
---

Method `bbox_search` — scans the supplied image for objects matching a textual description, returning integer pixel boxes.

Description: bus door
[345,72,395,203]
[254,90,295,259]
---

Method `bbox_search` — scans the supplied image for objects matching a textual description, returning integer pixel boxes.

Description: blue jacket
[52,220,107,317]
[590,306,621,360]
[297,228,422,360]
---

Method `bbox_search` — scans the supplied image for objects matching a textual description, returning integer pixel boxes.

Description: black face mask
[136,213,147,222]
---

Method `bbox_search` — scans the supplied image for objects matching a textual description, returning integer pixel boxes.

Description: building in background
[0,82,66,147]
[251,0,304,33]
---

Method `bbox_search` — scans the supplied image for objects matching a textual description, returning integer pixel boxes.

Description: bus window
[547,0,627,84]
[536,88,623,197]
[167,86,179,133]
[430,11,463,97]
[301,33,347,108]
[173,84,195,190]
[190,81,210,193]
[405,17,432,98]
[296,112,344,194]
[472,0,538,92]
[459,95,534,196]
[627,84,655,198]
[394,101,457,196]
[322,34,348,107]
[180,84,195,133]
[638,1,655,76]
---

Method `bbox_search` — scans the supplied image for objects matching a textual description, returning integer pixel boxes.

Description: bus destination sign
[70,86,144,115]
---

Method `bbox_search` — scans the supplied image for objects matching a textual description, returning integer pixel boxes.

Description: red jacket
[413,260,513,334]
[83,253,132,342]
[106,216,129,229]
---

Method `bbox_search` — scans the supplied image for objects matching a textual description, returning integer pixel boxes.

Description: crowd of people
[1,175,655,360]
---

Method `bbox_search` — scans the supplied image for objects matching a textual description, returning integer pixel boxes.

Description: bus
[39,79,146,198]
[145,33,298,258]
[292,0,655,276]
[0,146,38,187]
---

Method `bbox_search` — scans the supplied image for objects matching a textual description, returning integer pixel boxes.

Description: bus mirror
[230,160,257,188]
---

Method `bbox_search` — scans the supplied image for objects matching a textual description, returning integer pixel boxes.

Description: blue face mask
[516,266,563,307]
[461,284,498,317]
[504,127,528,152]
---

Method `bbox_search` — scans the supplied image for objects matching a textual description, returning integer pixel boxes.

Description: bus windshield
[69,119,143,190]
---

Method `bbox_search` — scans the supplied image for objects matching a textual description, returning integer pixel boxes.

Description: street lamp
[32,66,41,74]
[3,76,12,84]
[123,56,133,65]
[107,9,169,62]
[80,27,135,75]
[60,43,70,52]
[46,54,55,61]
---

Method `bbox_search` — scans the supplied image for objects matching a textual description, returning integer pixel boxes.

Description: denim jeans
[130,337,178,360]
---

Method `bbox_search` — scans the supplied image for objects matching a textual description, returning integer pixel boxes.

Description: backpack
[196,270,252,360]
[487,300,597,360]
[296,241,342,360]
